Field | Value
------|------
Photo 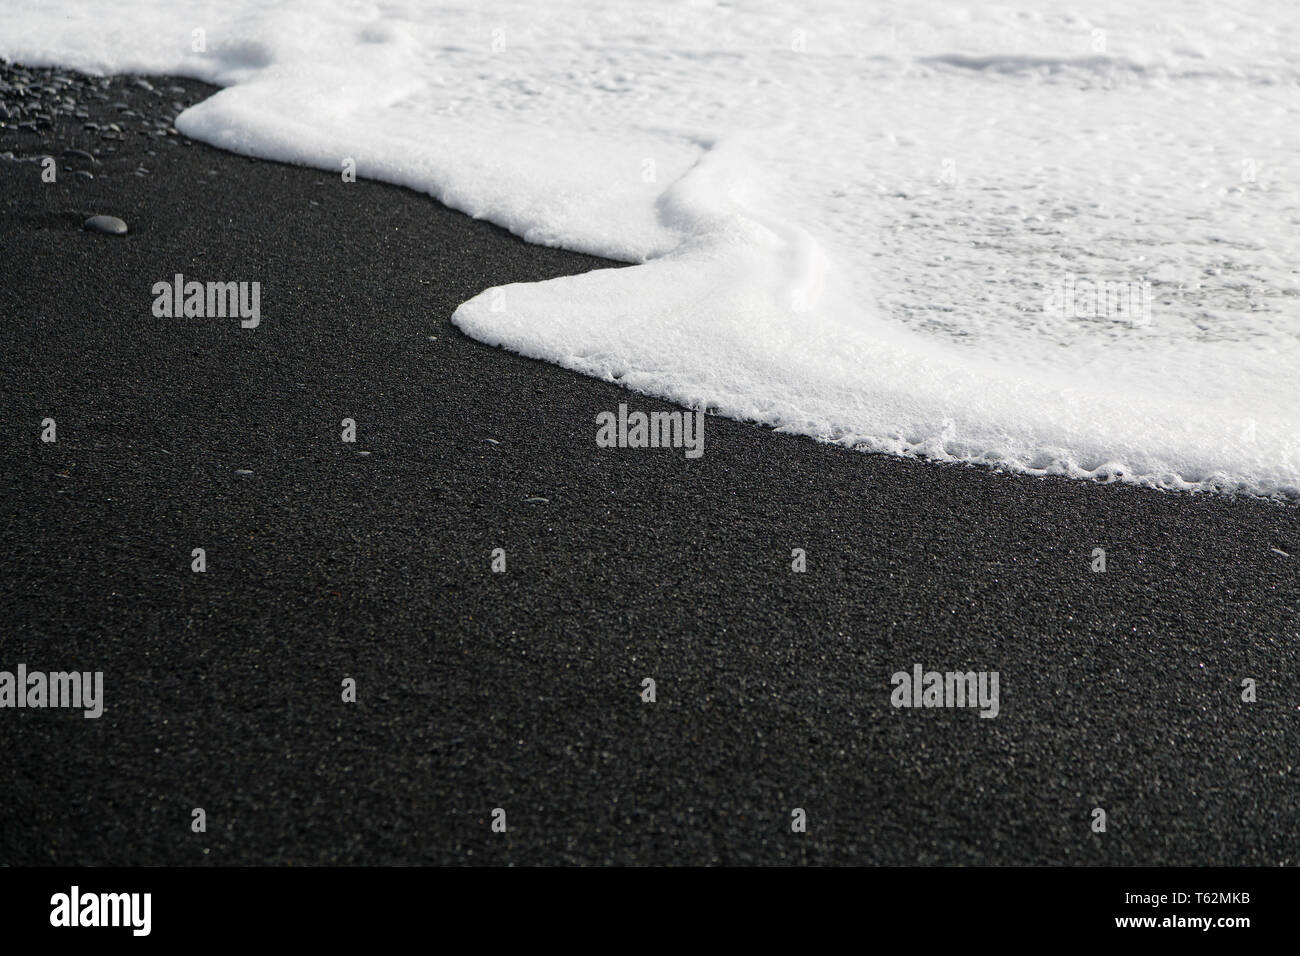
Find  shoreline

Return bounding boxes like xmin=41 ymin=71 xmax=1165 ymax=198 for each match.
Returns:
xmin=3 ymin=62 xmax=1299 ymax=866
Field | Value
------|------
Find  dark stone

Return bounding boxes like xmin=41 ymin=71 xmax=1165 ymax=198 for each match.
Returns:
xmin=83 ymin=214 xmax=127 ymax=235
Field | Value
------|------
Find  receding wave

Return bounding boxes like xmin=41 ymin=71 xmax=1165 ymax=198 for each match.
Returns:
xmin=6 ymin=0 xmax=1298 ymax=498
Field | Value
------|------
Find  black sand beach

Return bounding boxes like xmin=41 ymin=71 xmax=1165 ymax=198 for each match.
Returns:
xmin=2 ymin=65 xmax=1299 ymax=866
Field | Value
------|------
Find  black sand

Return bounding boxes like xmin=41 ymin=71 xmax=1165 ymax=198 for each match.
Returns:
xmin=2 ymin=65 xmax=1299 ymax=866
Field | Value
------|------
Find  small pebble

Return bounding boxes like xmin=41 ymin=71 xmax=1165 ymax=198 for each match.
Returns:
xmin=83 ymin=214 xmax=127 ymax=235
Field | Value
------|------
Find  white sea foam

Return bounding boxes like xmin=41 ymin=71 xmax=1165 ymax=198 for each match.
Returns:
xmin=6 ymin=0 xmax=1299 ymax=496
